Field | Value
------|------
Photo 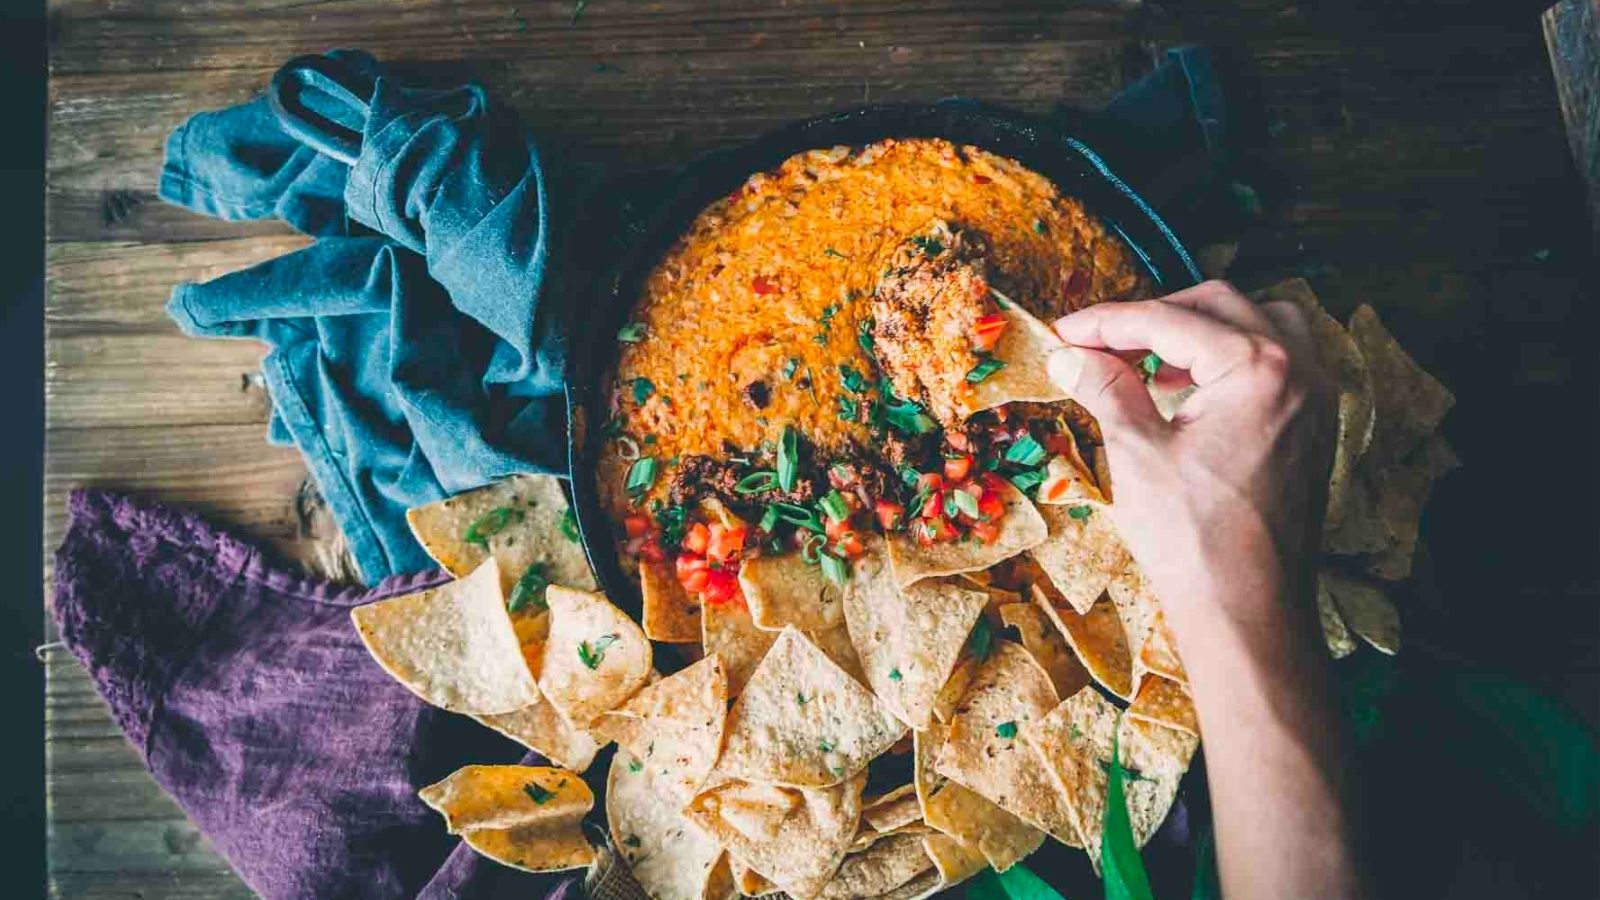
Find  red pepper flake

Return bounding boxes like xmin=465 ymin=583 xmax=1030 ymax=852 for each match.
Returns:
xmin=752 ymin=275 xmax=779 ymax=296
xmin=972 ymin=174 xmax=993 ymax=185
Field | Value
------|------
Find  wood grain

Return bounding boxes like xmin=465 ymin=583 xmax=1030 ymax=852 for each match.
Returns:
xmin=44 ymin=1 xmax=1597 ymax=896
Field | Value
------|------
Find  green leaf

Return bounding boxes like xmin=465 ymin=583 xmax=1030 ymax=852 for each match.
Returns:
xmin=507 ymin=564 xmax=550 ymax=613
xmin=463 ymin=507 xmax=524 ymax=548
xmin=625 ymin=457 xmax=659 ymax=497
xmin=1067 ymin=504 xmax=1094 ymax=523
xmin=966 ymin=355 xmax=1007 ymax=383
xmin=777 ymin=426 xmax=800 ymax=492
xmin=782 ymin=357 xmax=800 ymax=380
xmin=735 ymin=471 xmax=780 ymax=495
xmin=839 ymin=364 xmax=871 ymax=394
xmin=1004 ymin=433 xmax=1047 ymax=467
xmin=1102 ymin=723 xmax=1156 ymax=900
xmin=559 ymin=509 xmax=580 ymax=543
xmin=578 ymin=633 xmax=620 ymax=670
xmin=819 ymin=490 xmax=851 ymax=524
xmin=616 ymin=321 xmax=647 ymax=343
xmin=524 ymin=782 xmax=555 ymax=804
xmin=909 ymin=234 xmax=945 ymax=256
xmin=819 ymin=552 xmax=851 ymax=586
xmin=965 ymin=863 xmax=1066 ymax=900
xmin=995 ymin=721 xmax=1018 ymax=739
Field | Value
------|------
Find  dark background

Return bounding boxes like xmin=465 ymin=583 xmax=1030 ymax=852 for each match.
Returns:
xmin=1 ymin=0 xmax=45 ymax=894
xmin=11 ymin=0 xmax=1600 ymax=897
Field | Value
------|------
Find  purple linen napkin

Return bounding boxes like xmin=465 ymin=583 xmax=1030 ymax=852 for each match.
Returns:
xmin=51 ymin=489 xmax=575 ymax=899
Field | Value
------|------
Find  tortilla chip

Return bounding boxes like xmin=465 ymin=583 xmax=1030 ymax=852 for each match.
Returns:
xmin=351 ymin=558 xmax=539 ymax=715
xmin=970 ymin=298 xmax=1071 ymax=411
xmin=714 ymin=628 xmax=906 ymax=788
xmin=1022 ymin=688 xmax=1119 ymax=862
xmin=608 ymin=750 xmax=725 ymax=900
xmin=818 ymin=832 xmax=934 ymax=900
xmin=1371 ymin=434 xmax=1460 ymax=567
xmin=1027 ymin=501 xmax=1129 ymax=616
xmin=703 ymin=598 xmax=778 ymax=696
xmin=461 ymin=821 xmax=596 ymax=874
xmin=593 ymin=655 xmax=728 ymax=800
xmin=921 ymin=833 xmax=989 ymax=887
xmin=1126 ymin=674 xmax=1198 ymax=736
xmin=1118 ymin=716 xmax=1199 ymax=847
xmin=1253 ymin=279 xmax=1376 ymax=533
xmin=1107 ymin=563 xmax=1168 ymax=690
xmin=809 ymin=623 xmax=869 ymax=686
xmin=1316 ymin=578 xmax=1359 ymax=659
xmin=1348 ymin=304 xmax=1455 ymax=469
xmin=684 ymin=776 xmax=864 ymax=900
xmin=704 ymin=853 xmax=737 ymax=900
xmin=472 ymin=697 xmax=602 ymax=773
xmin=539 ymin=585 xmax=653 ymax=726
xmin=1322 ymin=570 xmax=1401 ymax=654
xmin=863 ymin=786 xmax=922 ymax=834
xmin=1034 ymin=447 xmax=1108 ymax=507
xmin=642 ymin=559 xmax=701 ymax=643
xmin=1323 ymin=471 xmax=1390 ymax=556
xmin=1138 ymin=609 xmax=1187 ymax=685
xmin=844 ymin=542 xmax=990 ymax=730
xmin=1033 ymin=586 xmax=1132 ymax=699
xmin=739 ymin=552 xmax=846 ymax=631
xmin=932 ymin=641 xmax=1075 ymax=845
xmin=931 ymin=656 xmax=977 ymax=725
xmin=914 ymin=723 xmax=1043 ymax=872
xmin=886 ymin=482 xmax=1048 ymax=588
xmin=998 ymin=602 xmax=1092 ymax=700
xmin=419 ymin=764 xmax=592 ymax=833
xmin=406 ymin=474 xmax=597 ymax=591
xmin=730 ymin=856 xmax=780 ymax=897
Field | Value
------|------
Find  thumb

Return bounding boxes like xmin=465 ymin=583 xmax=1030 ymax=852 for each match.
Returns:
xmin=1046 ymin=347 xmax=1164 ymax=436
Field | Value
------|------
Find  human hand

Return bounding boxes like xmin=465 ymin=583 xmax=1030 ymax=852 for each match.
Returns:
xmin=1046 ymin=279 xmax=1337 ymax=632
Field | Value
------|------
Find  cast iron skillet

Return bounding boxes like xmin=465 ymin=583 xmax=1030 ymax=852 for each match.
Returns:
xmin=566 ymin=100 xmax=1204 ymax=614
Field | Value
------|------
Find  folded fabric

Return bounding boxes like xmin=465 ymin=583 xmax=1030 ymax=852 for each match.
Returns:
xmin=161 ymin=46 xmax=1227 ymax=586
xmin=162 ymin=49 xmax=577 ymax=582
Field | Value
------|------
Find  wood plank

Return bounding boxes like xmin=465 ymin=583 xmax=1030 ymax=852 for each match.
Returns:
xmin=1543 ymin=0 xmax=1600 ymax=240
xmin=49 ymin=870 xmax=257 ymax=900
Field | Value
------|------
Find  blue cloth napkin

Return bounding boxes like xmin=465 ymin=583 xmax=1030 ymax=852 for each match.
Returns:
xmin=161 ymin=47 xmax=1224 ymax=584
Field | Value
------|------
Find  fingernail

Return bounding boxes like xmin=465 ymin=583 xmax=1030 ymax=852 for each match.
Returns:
xmin=1046 ymin=348 xmax=1083 ymax=391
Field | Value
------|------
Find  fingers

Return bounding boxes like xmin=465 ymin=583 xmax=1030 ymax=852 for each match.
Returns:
xmin=1054 ymin=296 xmax=1259 ymax=387
xmin=1259 ymin=300 xmax=1312 ymax=354
xmin=1047 ymin=347 xmax=1163 ymax=435
xmin=1155 ymin=280 xmax=1273 ymax=334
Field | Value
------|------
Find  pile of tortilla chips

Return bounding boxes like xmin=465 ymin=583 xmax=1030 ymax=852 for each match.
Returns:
xmin=348 ymin=279 xmax=1454 ymax=899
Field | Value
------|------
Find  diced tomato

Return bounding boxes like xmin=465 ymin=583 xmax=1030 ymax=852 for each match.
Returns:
xmin=702 ymin=569 xmax=741 ymax=606
xmin=920 ymin=491 xmax=944 ymax=519
xmin=978 ymin=492 xmax=1007 ymax=525
xmin=979 ymin=471 xmax=1010 ymax=496
xmin=874 ymin=499 xmax=905 ymax=531
xmin=925 ymin=514 xmax=960 ymax=544
xmin=833 ymin=530 xmax=866 ymax=559
xmin=943 ymin=455 xmax=974 ymax=482
xmin=970 ymin=519 xmax=1002 ymax=544
xmin=825 ymin=515 xmax=853 ymax=543
xmin=681 ymin=522 xmax=711 ymax=554
xmin=972 ymin=174 xmax=993 ymax=185
xmin=675 ymin=550 xmax=708 ymax=581
xmin=623 ymin=513 xmax=651 ymax=539
xmin=639 ymin=541 xmax=665 ymax=563
xmin=973 ymin=313 xmax=1008 ymax=352
xmin=706 ymin=523 xmax=747 ymax=563
xmin=917 ymin=472 xmax=945 ymax=493
xmin=681 ymin=568 xmax=710 ymax=594
xmin=752 ymin=275 xmax=779 ymax=295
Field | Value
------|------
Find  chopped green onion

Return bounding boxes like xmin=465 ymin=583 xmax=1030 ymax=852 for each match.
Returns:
xmin=616 ymin=435 xmax=641 ymax=461
xmin=800 ymin=532 xmax=826 ymax=563
xmin=819 ymin=739 xmax=836 ymax=753
xmin=942 ymin=492 xmax=961 ymax=518
xmin=735 ymin=471 xmax=779 ymax=495
xmin=559 ymin=509 xmax=580 ymax=543
xmin=758 ymin=505 xmax=780 ymax=533
xmin=464 ymin=507 xmax=523 ymax=548
xmin=819 ymin=552 xmax=850 ymax=586
xmin=966 ymin=355 xmax=1007 ymax=383
xmin=771 ymin=501 xmax=824 ymax=533
xmin=655 ymin=505 xmax=688 ymax=551
xmin=617 ymin=322 xmax=647 ymax=343
xmin=906 ymin=487 xmax=931 ymax=520
xmin=777 ymin=426 xmax=799 ymax=492
xmin=996 ymin=721 xmax=1018 ymax=739
xmin=951 ymin=489 xmax=981 ymax=520
xmin=632 ymin=377 xmax=655 ymax=404
xmin=819 ymin=490 xmax=850 ymax=523
xmin=1008 ymin=468 xmax=1047 ymax=495
xmin=888 ymin=668 xmax=903 ymax=682
xmin=838 ymin=395 xmax=860 ymax=422
xmin=899 ymin=466 xmax=922 ymax=488
xmin=1139 ymin=352 xmax=1163 ymax=383
xmin=839 ymin=365 xmax=870 ymax=394
xmin=524 ymin=782 xmax=555 ymax=804
xmin=625 ymin=457 xmax=659 ymax=496
xmin=884 ymin=398 xmax=937 ymax=435
xmin=507 ymin=564 xmax=550 ymax=613
xmin=782 ymin=357 xmax=800 ymax=380
xmin=1004 ymin=433 xmax=1047 ymax=467
xmin=857 ymin=318 xmax=876 ymax=356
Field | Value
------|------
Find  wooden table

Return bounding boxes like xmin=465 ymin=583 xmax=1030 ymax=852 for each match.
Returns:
xmin=44 ymin=2 xmax=1599 ymax=897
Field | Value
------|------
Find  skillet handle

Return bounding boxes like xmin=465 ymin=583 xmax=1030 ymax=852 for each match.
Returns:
xmin=268 ymin=54 xmax=375 ymax=165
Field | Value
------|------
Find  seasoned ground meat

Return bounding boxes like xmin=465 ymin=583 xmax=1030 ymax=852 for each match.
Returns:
xmin=667 ymin=453 xmax=818 ymax=513
xmin=825 ymin=452 xmax=902 ymax=506
xmin=871 ymin=219 xmax=995 ymax=430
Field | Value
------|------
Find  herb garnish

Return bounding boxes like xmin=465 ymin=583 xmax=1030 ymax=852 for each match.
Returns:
xmin=1033 ymin=219 xmax=1049 ymax=235
xmin=735 ymin=471 xmax=780 ymax=495
xmin=508 ymin=564 xmax=550 ymax=613
xmin=819 ymin=490 xmax=850 ymax=523
xmin=524 ymin=782 xmax=555 ymax=804
xmin=1004 ymin=433 xmax=1047 ymax=467
xmin=616 ymin=322 xmax=647 ymax=343
xmin=625 ymin=457 xmax=659 ymax=497
xmin=769 ymin=502 xmax=824 ymax=533
xmin=967 ymin=617 xmax=994 ymax=662
xmin=819 ymin=739 xmax=836 ymax=753
xmin=966 ymin=354 xmax=1006 ymax=383
xmin=950 ymin=489 xmax=981 ymax=520
xmin=464 ymin=507 xmax=523 ymax=548
xmin=624 ymin=835 xmax=642 ymax=848
xmin=782 ymin=357 xmax=800 ymax=380
xmin=909 ymin=234 xmax=945 ymax=256
xmin=815 ymin=303 xmax=841 ymax=345
xmin=819 ymin=552 xmax=850 ymax=586
xmin=1008 ymin=468 xmax=1047 ymax=495
xmin=776 ymin=426 xmax=799 ymax=492
xmin=839 ymin=364 xmax=871 ymax=394
xmin=996 ymin=721 xmax=1019 ymax=739
xmin=577 ymin=633 xmax=620 ymax=670
xmin=797 ymin=692 xmax=810 ymax=706
xmin=888 ymin=668 xmax=902 ymax=682
xmin=559 ymin=509 xmax=580 ymax=543
xmin=880 ymin=383 xmax=937 ymax=434
xmin=1068 ymin=504 xmax=1094 ymax=523
xmin=632 ymin=377 xmax=655 ymax=404
xmin=837 ymin=395 xmax=860 ymax=422
xmin=1139 ymin=352 xmax=1163 ymax=384
xmin=628 ymin=758 xmax=643 ymax=773
xmin=655 ymin=504 xmax=688 ymax=551
xmin=857 ymin=318 xmax=876 ymax=356
xmin=823 ymin=247 xmax=847 ymax=259
xmin=758 ymin=505 xmax=780 ymax=533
